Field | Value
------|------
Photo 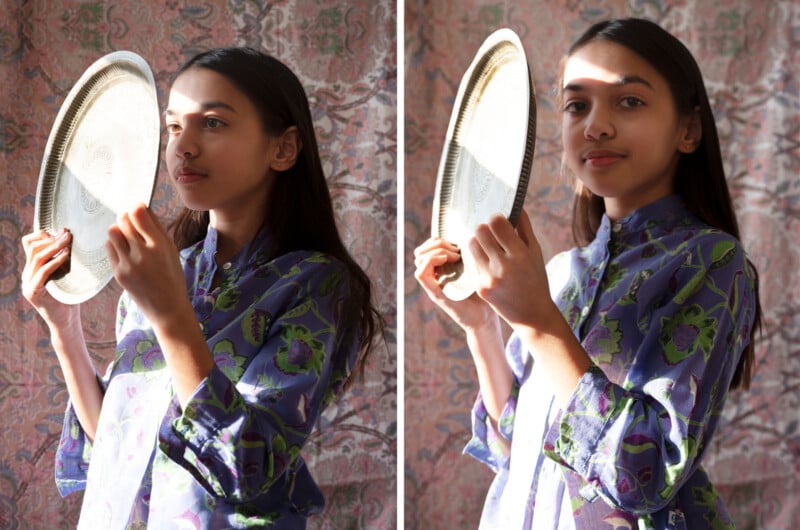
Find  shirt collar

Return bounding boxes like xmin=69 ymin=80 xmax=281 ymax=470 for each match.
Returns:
xmin=198 ymin=225 xmax=273 ymax=277
xmin=587 ymin=195 xmax=696 ymax=259
xmin=599 ymin=194 xmax=690 ymax=238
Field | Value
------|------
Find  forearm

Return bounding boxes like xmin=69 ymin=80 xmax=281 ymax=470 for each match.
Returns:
xmin=465 ymin=316 xmax=512 ymax=427
xmin=151 ymin=299 xmax=215 ymax=409
xmin=512 ymin=302 xmax=592 ymax=409
xmin=48 ymin=315 xmax=103 ymax=441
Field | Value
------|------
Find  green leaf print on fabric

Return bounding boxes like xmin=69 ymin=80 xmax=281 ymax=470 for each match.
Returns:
xmin=231 ymin=510 xmax=280 ymax=527
xmin=319 ymin=269 xmax=342 ymax=297
xmin=673 ymin=266 xmax=706 ymax=305
xmin=282 ymin=299 xmax=314 ymax=320
xmin=212 ymin=339 xmax=248 ymax=383
xmin=132 ymin=339 xmax=165 ymax=372
xmin=660 ymin=305 xmax=717 ymax=364
xmin=621 ymin=433 xmax=657 ymax=454
xmin=241 ymin=308 xmax=271 ymax=346
xmin=603 ymin=262 xmax=626 ymax=291
xmin=306 ymin=253 xmax=331 ymax=264
xmin=618 ymin=269 xmax=653 ymax=306
xmin=709 ymin=240 xmax=737 ymax=270
xmin=215 ymin=285 xmax=241 ymax=312
xmin=283 ymin=265 xmax=302 ymax=278
xmin=691 ymin=482 xmax=736 ymax=530
xmin=584 ymin=315 xmax=622 ymax=365
xmin=276 ymin=325 xmax=325 ymax=375
xmin=265 ymin=432 xmax=288 ymax=479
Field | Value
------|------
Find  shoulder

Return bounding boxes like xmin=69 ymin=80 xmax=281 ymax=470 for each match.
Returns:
xmin=259 ymin=250 xmax=351 ymax=299
xmin=670 ymin=227 xmax=752 ymax=277
xmin=268 ymin=250 xmax=347 ymax=278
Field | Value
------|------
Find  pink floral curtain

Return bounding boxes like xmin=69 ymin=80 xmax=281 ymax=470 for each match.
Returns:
xmin=404 ymin=1 xmax=798 ymax=529
xmin=0 ymin=1 xmax=396 ymax=528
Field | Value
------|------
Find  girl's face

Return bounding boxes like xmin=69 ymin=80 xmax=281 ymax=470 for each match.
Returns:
xmin=165 ymin=67 xmax=279 ymax=223
xmin=561 ymin=39 xmax=699 ymax=220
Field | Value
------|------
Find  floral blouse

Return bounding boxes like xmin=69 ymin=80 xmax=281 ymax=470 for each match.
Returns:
xmin=466 ymin=195 xmax=756 ymax=529
xmin=55 ymin=227 xmax=358 ymax=529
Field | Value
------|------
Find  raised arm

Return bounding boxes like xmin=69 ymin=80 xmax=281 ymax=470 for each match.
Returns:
xmin=414 ymin=236 xmax=512 ymax=426
xmin=21 ymin=229 xmax=103 ymax=440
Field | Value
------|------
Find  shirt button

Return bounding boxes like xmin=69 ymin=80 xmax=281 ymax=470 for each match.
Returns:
xmin=581 ymin=306 xmax=590 ymax=318
xmin=222 ymin=262 xmax=232 ymax=270
xmin=199 ymin=322 xmax=205 ymax=332
xmin=611 ymin=222 xmax=622 ymax=233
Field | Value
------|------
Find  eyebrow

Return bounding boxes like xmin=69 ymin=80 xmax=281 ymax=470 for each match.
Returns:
xmin=563 ymin=75 xmax=654 ymax=93
xmin=164 ymin=100 xmax=237 ymax=117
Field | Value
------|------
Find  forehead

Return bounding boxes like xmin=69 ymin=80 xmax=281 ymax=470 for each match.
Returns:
xmin=563 ymin=39 xmax=664 ymax=88
xmin=167 ymin=67 xmax=247 ymax=111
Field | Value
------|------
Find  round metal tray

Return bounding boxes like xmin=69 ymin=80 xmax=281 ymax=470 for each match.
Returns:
xmin=34 ymin=51 xmax=160 ymax=304
xmin=432 ymin=28 xmax=536 ymax=301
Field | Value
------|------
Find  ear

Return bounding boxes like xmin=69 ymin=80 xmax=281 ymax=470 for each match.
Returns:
xmin=677 ymin=108 xmax=702 ymax=154
xmin=270 ymin=126 xmax=302 ymax=172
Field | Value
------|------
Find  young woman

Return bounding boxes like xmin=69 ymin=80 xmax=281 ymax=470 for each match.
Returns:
xmin=22 ymin=47 xmax=382 ymax=529
xmin=414 ymin=18 xmax=760 ymax=529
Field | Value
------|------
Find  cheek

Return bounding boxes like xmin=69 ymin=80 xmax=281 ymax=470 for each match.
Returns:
xmin=164 ymin=140 xmax=178 ymax=172
xmin=561 ymin=120 xmax=582 ymax=162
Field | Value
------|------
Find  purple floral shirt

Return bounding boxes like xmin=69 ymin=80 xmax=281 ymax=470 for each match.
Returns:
xmin=55 ymin=227 xmax=358 ymax=529
xmin=466 ymin=195 xmax=756 ymax=529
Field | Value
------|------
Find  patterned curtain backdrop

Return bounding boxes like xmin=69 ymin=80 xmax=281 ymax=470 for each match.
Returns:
xmin=404 ymin=1 xmax=798 ymax=529
xmin=0 ymin=1 xmax=396 ymax=528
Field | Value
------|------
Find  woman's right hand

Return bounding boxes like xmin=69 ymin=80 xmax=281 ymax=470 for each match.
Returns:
xmin=413 ymin=237 xmax=499 ymax=332
xmin=21 ymin=228 xmax=79 ymax=328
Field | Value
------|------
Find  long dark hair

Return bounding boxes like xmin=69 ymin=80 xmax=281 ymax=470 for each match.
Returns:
xmin=169 ymin=47 xmax=383 ymax=389
xmin=563 ymin=18 xmax=761 ymax=390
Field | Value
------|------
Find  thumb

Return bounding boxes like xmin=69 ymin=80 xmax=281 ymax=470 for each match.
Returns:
xmin=515 ymin=209 xmax=534 ymax=247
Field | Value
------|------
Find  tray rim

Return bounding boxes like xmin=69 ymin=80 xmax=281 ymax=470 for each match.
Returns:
xmin=431 ymin=28 xmax=537 ymax=300
xmin=33 ymin=50 xmax=160 ymax=305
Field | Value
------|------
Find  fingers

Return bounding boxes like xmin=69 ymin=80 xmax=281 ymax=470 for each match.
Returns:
xmin=106 ymin=204 xmax=157 ymax=264
xmin=127 ymin=203 xmax=159 ymax=246
xmin=413 ymin=238 xmax=459 ymax=271
xmin=23 ymin=229 xmax=71 ymax=270
xmin=514 ymin=209 xmax=534 ymax=247
xmin=21 ymin=229 xmax=72 ymax=301
xmin=470 ymin=214 xmax=517 ymax=263
xmin=413 ymin=238 xmax=462 ymax=294
xmin=413 ymin=237 xmax=458 ymax=259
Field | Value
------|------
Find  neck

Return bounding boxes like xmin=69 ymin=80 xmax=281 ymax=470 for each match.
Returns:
xmin=209 ymin=209 xmax=264 ymax=265
xmin=603 ymin=183 xmax=676 ymax=221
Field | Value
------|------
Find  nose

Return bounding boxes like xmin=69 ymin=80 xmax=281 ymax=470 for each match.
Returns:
xmin=584 ymin=105 xmax=615 ymax=141
xmin=171 ymin=128 xmax=198 ymax=159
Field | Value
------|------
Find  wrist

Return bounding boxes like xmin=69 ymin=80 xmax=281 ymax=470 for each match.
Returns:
xmin=150 ymin=297 xmax=201 ymax=338
xmin=463 ymin=313 xmax=502 ymax=343
xmin=45 ymin=306 xmax=83 ymax=339
xmin=507 ymin=300 xmax=564 ymax=340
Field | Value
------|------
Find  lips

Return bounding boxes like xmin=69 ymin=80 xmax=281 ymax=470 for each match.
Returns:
xmin=582 ymin=149 xmax=625 ymax=167
xmin=174 ymin=166 xmax=207 ymax=184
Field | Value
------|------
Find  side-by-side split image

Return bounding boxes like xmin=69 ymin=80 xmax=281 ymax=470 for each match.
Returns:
xmin=0 ymin=1 xmax=797 ymax=529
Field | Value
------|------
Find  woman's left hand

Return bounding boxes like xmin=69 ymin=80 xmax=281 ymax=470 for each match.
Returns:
xmin=468 ymin=209 xmax=555 ymax=329
xmin=106 ymin=204 xmax=187 ymax=323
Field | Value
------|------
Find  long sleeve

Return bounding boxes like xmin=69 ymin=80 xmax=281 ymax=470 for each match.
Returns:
xmin=156 ymin=253 xmax=354 ymax=503
xmin=543 ymin=232 xmax=756 ymax=515
xmin=55 ymin=384 xmax=98 ymax=496
xmin=464 ymin=379 xmax=520 ymax=472
xmin=464 ymin=248 xmax=579 ymax=473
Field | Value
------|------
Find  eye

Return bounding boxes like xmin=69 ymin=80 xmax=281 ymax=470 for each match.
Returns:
xmin=166 ymin=123 xmax=182 ymax=134
xmin=204 ymin=116 xmax=226 ymax=129
xmin=620 ymin=96 xmax=645 ymax=108
xmin=563 ymin=100 xmax=588 ymax=113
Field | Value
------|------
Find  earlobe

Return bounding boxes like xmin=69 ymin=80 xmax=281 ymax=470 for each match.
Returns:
xmin=271 ymin=126 xmax=302 ymax=171
xmin=678 ymin=108 xmax=703 ymax=154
